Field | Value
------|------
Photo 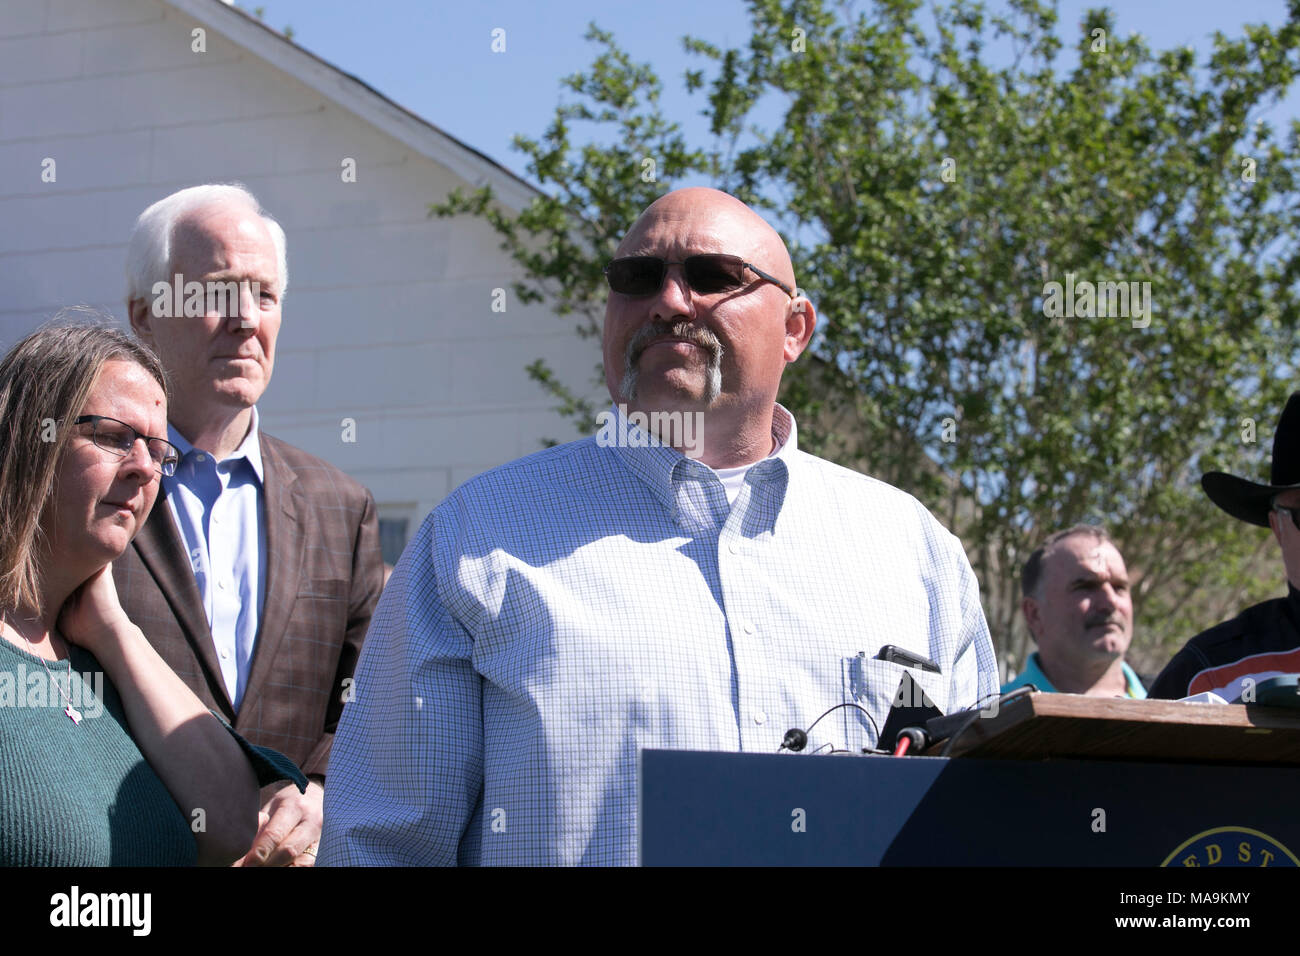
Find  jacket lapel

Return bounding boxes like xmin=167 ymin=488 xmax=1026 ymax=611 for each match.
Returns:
xmin=132 ymin=485 xmax=233 ymax=715
xmin=239 ymin=436 xmax=304 ymax=718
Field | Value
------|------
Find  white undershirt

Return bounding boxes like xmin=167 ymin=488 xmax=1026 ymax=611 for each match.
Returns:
xmin=710 ymin=437 xmax=787 ymax=506
xmin=705 ymin=413 xmax=794 ymax=506
xmin=711 ymin=463 xmax=755 ymax=506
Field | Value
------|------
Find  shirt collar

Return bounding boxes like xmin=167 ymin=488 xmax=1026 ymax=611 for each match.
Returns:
xmin=1021 ymin=651 xmax=1146 ymax=699
xmin=604 ymin=402 xmax=799 ymax=517
xmin=1017 ymin=652 xmax=1057 ymax=693
xmin=167 ymin=406 xmax=265 ymax=483
xmin=1121 ymin=661 xmax=1148 ymax=699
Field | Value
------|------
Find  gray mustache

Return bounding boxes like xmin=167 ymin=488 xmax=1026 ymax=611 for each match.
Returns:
xmin=619 ymin=319 xmax=725 ymax=404
xmin=626 ymin=320 xmax=722 ymax=367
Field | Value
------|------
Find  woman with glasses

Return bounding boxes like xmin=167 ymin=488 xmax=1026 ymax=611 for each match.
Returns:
xmin=0 ymin=318 xmax=304 ymax=866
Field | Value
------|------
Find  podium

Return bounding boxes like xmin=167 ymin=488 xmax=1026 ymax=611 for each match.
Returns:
xmin=639 ymin=694 xmax=1300 ymax=865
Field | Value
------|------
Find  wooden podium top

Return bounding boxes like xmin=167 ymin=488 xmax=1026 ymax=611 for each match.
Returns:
xmin=928 ymin=692 xmax=1300 ymax=765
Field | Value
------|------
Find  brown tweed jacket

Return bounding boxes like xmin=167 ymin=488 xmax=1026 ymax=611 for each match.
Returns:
xmin=113 ymin=432 xmax=384 ymax=778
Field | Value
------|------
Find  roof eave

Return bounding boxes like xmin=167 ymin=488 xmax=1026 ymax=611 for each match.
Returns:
xmin=165 ymin=0 xmax=540 ymax=211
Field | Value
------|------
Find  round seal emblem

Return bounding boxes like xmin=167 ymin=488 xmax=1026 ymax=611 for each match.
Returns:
xmin=1162 ymin=826 xmax=1299 ymax=867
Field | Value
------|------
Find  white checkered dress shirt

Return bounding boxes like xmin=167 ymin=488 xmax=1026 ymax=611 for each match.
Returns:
xmin=319 ymin=404 xmax=998 ymax=866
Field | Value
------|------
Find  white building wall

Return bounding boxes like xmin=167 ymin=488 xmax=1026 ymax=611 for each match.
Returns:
xmin=0 ymin=0 xmax=601 ymax=559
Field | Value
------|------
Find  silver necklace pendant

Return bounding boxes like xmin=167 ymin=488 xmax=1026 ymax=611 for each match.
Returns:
xmin=7 ymin=617 xmax=82 ymax=726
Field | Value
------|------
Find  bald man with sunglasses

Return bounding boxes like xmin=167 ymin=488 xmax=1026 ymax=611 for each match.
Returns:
xmin=320 ymin=188 xmax=999 ymax=866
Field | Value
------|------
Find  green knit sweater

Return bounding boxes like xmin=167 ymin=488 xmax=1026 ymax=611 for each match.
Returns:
xmin=0 ymin=637 xmax=306 ymax=866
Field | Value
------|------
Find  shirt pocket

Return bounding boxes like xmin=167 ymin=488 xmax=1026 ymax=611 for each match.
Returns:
xmin=830 ymin=655 xmax=949 ymax=753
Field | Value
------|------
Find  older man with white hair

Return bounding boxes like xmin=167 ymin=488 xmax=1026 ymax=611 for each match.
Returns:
xmin=114 ymin=184 xmax=384 ymax=866
xmin=320 ymin=187 xmax=999 ymax=866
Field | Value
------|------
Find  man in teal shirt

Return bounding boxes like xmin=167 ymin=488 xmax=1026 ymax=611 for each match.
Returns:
xmin=1002 ymin=525 xmax=1147 ymax=698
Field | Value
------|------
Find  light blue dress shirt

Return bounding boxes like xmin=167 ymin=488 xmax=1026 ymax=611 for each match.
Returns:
xmin=164 ymin=408 xmax=267 ymax=712
xmin=319 ymin=404 xmax=999 ymax=866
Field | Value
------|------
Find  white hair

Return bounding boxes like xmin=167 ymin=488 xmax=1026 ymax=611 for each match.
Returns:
xmin=124 ymin=183 xmax=288 ymax=304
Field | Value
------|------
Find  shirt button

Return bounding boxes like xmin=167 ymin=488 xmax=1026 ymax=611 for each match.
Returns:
xmin=219 ymin=648 xmax=229 ymax=659
xmin=727 ymin=541 xmax=740 ymax=555
xmin=753 ymin=710 xmax=767 ymax=725
xmin=196 ymin=454 xmax=206 ymax=462
xmin=217 ymin=580 xmax=227 ymax=591
xmin=742 ymin=621 xmax=755 ymax=635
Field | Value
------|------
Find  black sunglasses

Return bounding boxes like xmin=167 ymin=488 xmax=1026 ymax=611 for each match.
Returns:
xmin=73 ymin=415 xmax=180 ymax=477
xmin=604 ymin=254 xmax=795 ymax=300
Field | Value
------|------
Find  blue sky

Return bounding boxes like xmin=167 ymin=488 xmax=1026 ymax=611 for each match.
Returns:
xmin=248 ymin=0 xmax=1300 ymax=181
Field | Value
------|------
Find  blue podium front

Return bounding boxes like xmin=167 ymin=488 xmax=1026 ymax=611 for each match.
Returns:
xmin=639 ymin=749 xmax=1300 ymax=866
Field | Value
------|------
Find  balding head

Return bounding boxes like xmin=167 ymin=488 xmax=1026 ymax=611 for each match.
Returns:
xmin=601 ymin=188 xmax=815 ymax=468
xmin=615 ymin=188 xmax=797 ymax=292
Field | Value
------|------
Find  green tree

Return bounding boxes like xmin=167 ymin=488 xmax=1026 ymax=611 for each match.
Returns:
xmin=433 ymin=0 xmax=1300 ymax=676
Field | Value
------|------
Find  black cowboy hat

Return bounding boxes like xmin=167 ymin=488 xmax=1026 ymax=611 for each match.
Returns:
xmin=1202 ymin=392 xmax=1300 ymax=528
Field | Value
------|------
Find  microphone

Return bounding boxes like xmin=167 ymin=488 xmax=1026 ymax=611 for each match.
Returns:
xmin=781 ymin=728 xmax=808 ymax=752
xmin=780 ymin=703 xmax=881 ymax=753
xmin=894 ymin=726 xmax=929 ymax=755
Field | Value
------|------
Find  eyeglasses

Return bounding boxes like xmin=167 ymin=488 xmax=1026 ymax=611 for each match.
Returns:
xmin=603 ymin=254 xmax=795 ymax=300
xmin=73 ymin=415 xmax=180 ymax=477
xmin=1275 ymin=504 xmax=1300 ymax=532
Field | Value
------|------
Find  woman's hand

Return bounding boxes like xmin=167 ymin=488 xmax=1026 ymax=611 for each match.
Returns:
xmin=57 ymin=564 xmax=134 ymax=657
xmin=57 ymin=562 xmax=260 ymax=864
